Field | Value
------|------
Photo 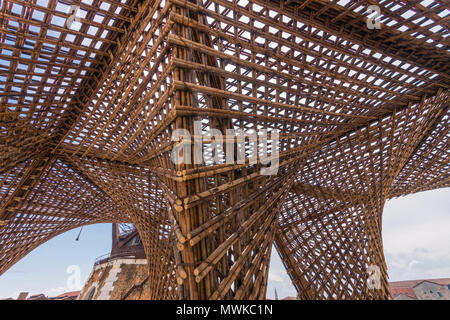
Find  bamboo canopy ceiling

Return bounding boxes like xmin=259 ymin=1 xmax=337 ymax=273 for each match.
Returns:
xmin=0 ymin=0 xmax=449 ymax=300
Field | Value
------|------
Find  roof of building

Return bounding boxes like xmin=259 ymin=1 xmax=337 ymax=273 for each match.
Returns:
xmin=50 ymin=291 xmax=80 ymax=300
xmin=390 ymin=278 xmax=450 ymax=288
xmin=27 ymin=294 xmax=47 ymax=300
xmin=56 ymin=291 xmax=80 ymax=298
xmin=412 ymin=279 xmax=450 ymax=288
xmin=2 ymin=290 xmax=80 ymax=301
xmin=390 ymin=287 xmax=417 ymax=299
xmin=394 ymin=293 xmax=417 ymax=300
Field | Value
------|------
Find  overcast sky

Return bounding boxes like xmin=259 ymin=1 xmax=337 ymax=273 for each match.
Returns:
xmin=0 ymin=188 xmax=448 ymax=299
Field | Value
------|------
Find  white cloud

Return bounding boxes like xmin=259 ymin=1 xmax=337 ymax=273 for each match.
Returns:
xmin=267 ymin=249 xmax=297 ymax=299
xmin=383 ymin=188 xmax=450 ymax=281
xmin=268 ymin=272 xmax=284 ymax=283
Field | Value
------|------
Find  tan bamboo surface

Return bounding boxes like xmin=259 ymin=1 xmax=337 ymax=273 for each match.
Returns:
xmin=1 ymin=0 xmax=449 ymax=300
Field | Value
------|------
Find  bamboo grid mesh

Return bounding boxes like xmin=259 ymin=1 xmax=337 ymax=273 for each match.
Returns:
xmin=0 ymin=0 xmax=449 ymax=300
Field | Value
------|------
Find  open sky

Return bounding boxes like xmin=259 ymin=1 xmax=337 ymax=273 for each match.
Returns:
xmin=0 ymin=188 xmax=448 ymax=299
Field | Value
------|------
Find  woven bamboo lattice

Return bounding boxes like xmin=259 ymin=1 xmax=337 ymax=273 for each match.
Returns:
xmin=0 ymin=0 xmax=449 ymax=299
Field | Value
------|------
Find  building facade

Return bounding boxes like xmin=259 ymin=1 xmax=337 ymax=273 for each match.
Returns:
xmin=390 ymin=279 xmax=450 ymax=300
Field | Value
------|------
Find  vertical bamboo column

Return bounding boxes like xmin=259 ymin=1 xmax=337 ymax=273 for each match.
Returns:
xmin=170 ymin=1 xmax=208 ymax=299
xmin=161 ymin=0 xmax=296 ymax=299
